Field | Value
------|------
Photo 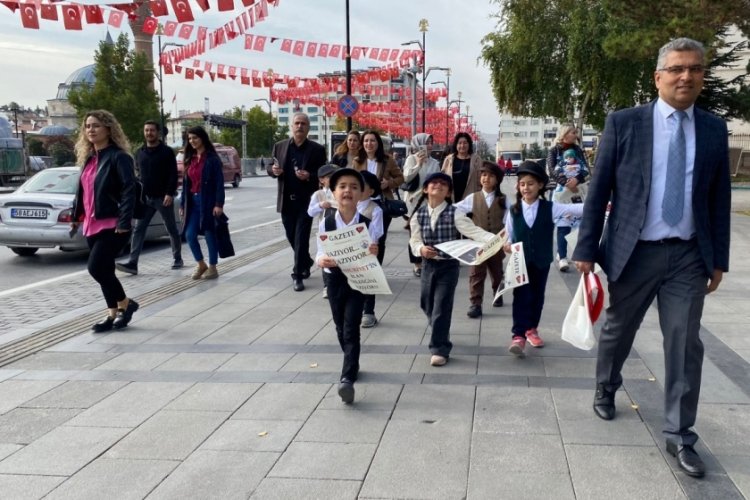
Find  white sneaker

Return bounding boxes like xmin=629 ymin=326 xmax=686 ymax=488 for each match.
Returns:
xmin=361 ymin=313 xmax=377 ymax=328
xmin=322 ymin=287 xmax=328 ymax=299
xmin=558 ymin=257 xmax=570 ymax=272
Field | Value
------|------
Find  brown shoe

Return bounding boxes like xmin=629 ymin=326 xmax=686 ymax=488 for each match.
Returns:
xmin=191 ymin=261 xmax=208 ymax=280
xmin=203 ymin=265 xmax=218 ymax=280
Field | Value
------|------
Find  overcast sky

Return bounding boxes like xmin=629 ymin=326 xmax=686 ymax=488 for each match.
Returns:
xmin=0 ymin=0 xmax=501 ymax=136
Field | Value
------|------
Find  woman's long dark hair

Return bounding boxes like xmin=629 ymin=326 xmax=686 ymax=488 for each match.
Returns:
xmin=184 ymin=126 xmax=216 ymax=166
xmin=451 ymin=132 xmax=474 ymax=156
xmin=361 ymin=130 xmax=387 ymax=163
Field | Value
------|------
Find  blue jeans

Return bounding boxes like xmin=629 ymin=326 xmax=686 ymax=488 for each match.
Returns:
xmin=185 ymin=193 xmax=218 ymax=265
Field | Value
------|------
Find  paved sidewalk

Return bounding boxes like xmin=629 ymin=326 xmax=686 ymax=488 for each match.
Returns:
xmin=0 ymin=201 xmax=748 ymax=498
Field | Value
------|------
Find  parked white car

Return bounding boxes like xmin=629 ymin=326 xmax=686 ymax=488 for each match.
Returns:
xmin=0 ymin=166 xmax=181 ymax=256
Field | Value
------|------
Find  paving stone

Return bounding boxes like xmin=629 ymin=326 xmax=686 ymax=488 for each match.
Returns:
xmin=21 ymin=380 xmax=127 ymax=409
xmin=566 ymin=444 xmax=685 ymax=499
xmin=232 ymin=383 xmax=328 ymax=421
xmin=392 ymin=384 xmax=475 ymax=422
xmin=477 ymin=354 xmax=546 ymax=376
xmin=207 ymin=370 xmax=296 ymax=384
xmin=268 ymin=441 xmax=377 ymax=480
xmin=698 ymin=361 xmax=750 ymax=404
xmin=199 ymin=323 xmax=271 ymax=344
xmin=249 ymin=478 xmax=361 ymax=500
xmin=165 ymin=382 xmax=260 ymax=411
xmin=0 ymin=474 xmax=66 ymax=500
xmin=0 ymin=444 xmax=22 ymax=461
xmin=474 ymin=386 xmax=559 ymax=435
xmin=467 ymin=471 xmax=574 ymax=500
xmin=145 ymin=321 xmax=225 ymax=344
xmin=359 ymin=419 xmax=470 ymax=499
xmin=471 ymin=432 xmax=569 ymax=474
xmin=190 ymin=301 xmax=250 ymax=323
xmin=0 ymin=425 xmax=129 ymax=475
xmin=696 ymin=403 xmax=750 ymax=455
xmin=200 ymin=419 xmax=303 ymax=453
xmin=94 ymin=352 xmax=176 ymax=371
xmin=65 ymin=382 xmax=191 ymax=428
xmin=4 ymin=352 xmax=117 ymax=371
xmin=713 ymin=454 xmax=750 ymax=499
xmin=295 ymin=409 xmax=391 ymax=444
xmin=0 ymin=380 xmax=64 ymax=415
xmin=105 ymin=409 xmax=229 ymax=460
xmin=317 ymin=383 xmax=403 ymax=411
xmin=148 ymin=450 xmax=279 ymax=500
xmin=0 ymin=369 xmax=23 ymax=382
xmin=90 ymin=330 xmax=162 ymax=345
xmin=10 ymin=370 xmax=82 ymax=381
xmin=154 ymin=352 xmax=235 ymax=372
xmin=217 ymin=353 xmax=295 ymax=371
xmin=0 ymin=407 xmax=80 ymax=444
xmin=410 ymin=354 xmax=479 ymax=374
xmin=44 ymin=458 xmax=178 ymax=500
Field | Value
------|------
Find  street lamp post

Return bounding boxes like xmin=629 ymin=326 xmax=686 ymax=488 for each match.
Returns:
xmin=401 ymin=39 xmax=424 ymax=139
xmin=254 ymin=97 xmax=273 ymax=161
xmin=419 ymin=19 xmax=429 ymax=133
xmin=449 ymin=91 xmax=463 ymax=135
xmin=156 ymin=26 xmax=184 ymax=140
xmin=9 ymin=106 xmax=20 ymax=138
xmin=345 ymin=0 xmax=353 ymax=132
xmin=426 ymin=65 xmax=450 ymax=144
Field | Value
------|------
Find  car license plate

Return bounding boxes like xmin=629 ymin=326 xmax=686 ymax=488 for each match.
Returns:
xmin=10 ymin=208 xmax=48 ymax=219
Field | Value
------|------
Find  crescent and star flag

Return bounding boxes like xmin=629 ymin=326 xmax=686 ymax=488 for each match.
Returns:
xmin=163 ymin=20 xmax=178 ymax=36
xmin=20 ymin=3 xmax=39 ymax=29
xmin=178 ymin=23 xmax=193 ymax=39
xmin=292 ymin=40 xmax=304 ymax=56
xmin=170 ymin=0 xmax=194 ymax=23
xmin=149 ymin=0 xmax=169 ymax=17
xmin=142 ymin=16 xmax=158 ymax=35
xmin=62 ymin=5 xmax=82 ymax=30
xmin=40 ymin=4 xmax=57 ymax=21
xmin=84 ymin=5 xmax=103 ymax=24
xmin=107 ymin=9 xmax=123 ymax=27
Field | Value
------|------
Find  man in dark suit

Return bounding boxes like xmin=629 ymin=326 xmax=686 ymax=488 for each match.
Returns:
xmin=267 ymin=112 xmax=327 ymax=291
xmin=573 ymin=38 xmax=731 ymax=478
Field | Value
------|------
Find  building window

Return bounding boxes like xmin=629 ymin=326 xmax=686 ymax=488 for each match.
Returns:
xmin=279 ymin=117 xmax=288 ymax=123
xmin=310 ymin=125 xmax=318 ymax=131
xmin=310 ymin=115 xmax=319 ymax=122
xmin=278 ymin=107 xmax=288 ymax=114
xmin=501 ymin=120 xmax=514 ymax=127
xmin=307 ymin=106 xmax=318 ymax=113
xmin=531 ymin=119 xmax=540 ymax=125
xmin=530 ymin=131 xmax=539 ymax=137
xmin=518 ymin=131 xmax=527 ymax=137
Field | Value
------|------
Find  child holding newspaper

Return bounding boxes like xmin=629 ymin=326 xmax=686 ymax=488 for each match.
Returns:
xmin=409 ymin=172 xmax=497 ymax=368
xmin=503 ymin=161 xmax=584 ymax=358
xmin=315 ymin=168 xmax=381 ymax=405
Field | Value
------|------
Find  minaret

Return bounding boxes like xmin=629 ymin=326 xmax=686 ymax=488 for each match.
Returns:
xmin=129 ymin=2 xmax=155 ymax=90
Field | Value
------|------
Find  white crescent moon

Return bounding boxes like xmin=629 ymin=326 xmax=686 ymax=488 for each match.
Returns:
xmin=24 ymin=6 xmax=35 ymax=18
xmin=66 ymin=7 xmax=78 ymax=20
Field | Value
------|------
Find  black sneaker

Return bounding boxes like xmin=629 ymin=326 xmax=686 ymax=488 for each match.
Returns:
xmin=115 ymin=261 xmax=138 ymax=275
xmin=467 ymin=305 xmax=482 ymax=318
xmin=113 ymin=299 xmax=139 ymax=330
xmin=171 ymin=259 xmax=184 ymax=269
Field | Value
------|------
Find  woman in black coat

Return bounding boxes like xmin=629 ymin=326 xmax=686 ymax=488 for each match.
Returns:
xmin=180 ymin=126 xmax=225 ymax=279
xmin=72 ymin=109 xmax=139 ymax=332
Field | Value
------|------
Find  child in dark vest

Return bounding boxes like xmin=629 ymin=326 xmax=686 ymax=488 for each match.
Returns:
xmin=504 ymin=161 xmax=584 ymax=358
xmin=358 ymin=171 xmax=385 ymax=329
xmin=454 ymin=161 xmax=508 ymax=318
xmin=409 ymin=172 xmax=497 ymax=367
xmin=315 ymin=168 xmax=379 ymax=404
xmin=308 ymin=164 xmax=339 ymax=299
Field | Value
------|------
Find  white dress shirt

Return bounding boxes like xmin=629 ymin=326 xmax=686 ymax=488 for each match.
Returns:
xmin=640 ymin=98 xmax=697 ymax=241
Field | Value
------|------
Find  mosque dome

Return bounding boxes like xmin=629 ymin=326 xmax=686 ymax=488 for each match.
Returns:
xmin=38 ymin=124 xmax=73 ymax=136
xmin=55 ymin=64 xmax=96 ymax=100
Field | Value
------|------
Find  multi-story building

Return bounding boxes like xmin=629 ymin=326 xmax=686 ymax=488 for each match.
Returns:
xmin=496 ymin=114 xmax=599 ymax=152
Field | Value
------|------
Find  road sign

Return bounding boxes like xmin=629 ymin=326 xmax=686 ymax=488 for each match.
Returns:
xmin=338 ymin=95 xmax=359 ymax=117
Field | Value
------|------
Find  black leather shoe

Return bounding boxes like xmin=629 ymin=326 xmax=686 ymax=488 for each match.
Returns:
xmin=467 ymin=305 xmax=482 ymax=318
xmin=113 ymin=299 xmax=139 ymax=330
xmin=300 ymin=269 xmax=311 ymax=280
xmin=171 ymin=259 xmax=184 ymax=270
xmin=293 ymin=278 xmax=305 ymax=292
xmin=92 ymin=316 xmax=115 ymax=333
xmin=593 ymin=384 xmax=616 ymax=420
xmin=115 ymin=261 xmax=138 ymax=275
xmin=667 ymin=442 xmax=705 ymax=478
xmin=338 ymin=379 xmax=355 ymax=404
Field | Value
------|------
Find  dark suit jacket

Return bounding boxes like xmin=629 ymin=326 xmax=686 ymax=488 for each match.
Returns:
xmin=572 ymin=101 xmax=731 ymax=282
xmin=267 ymin=137 xmax=326 ymax=212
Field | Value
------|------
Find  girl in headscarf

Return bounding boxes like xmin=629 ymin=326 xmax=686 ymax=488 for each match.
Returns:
xmin=402 ymin=133 xmax=440 ymax=277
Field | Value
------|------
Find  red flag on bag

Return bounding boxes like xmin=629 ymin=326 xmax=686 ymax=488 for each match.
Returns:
xmin=170 ymin=0 xmax=194 ymax=22
xmin=62 ymin=5 xmax=82 ymax=30
xmin=20 ymin=4 xmax=39 ymax=29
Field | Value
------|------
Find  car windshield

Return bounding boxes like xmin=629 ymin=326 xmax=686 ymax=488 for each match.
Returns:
xmin=506 ymin=153 xmax=522 ymax=161
xmin=21 ymin=169 xmax=80 ymax=194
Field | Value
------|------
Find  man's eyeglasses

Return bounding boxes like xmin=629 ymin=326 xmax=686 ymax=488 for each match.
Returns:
xmin=658 ymin=65 xmax=705 ymax=75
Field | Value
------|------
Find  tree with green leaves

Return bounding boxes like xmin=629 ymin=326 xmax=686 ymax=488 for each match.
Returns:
xmin=27 ymin=138 xmax=47 ymax=156
xmin=481 ymin=0 xmax=750 ymax=129
xmin=215 ymin=106 xmax=288 ymax=157
xmin=68 ymin=33 xmax=159 ymax=147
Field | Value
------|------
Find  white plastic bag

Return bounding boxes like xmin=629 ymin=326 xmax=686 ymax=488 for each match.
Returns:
xmin=561 ymin=273 xmax=603 ymax=350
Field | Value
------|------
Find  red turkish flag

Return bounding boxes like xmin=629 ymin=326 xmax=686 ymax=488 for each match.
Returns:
xmin=228 ymin=66 xmax=237 ymax=79
xmin=217 ymin=0 xmax=233 ymax=11
xmin=254 ymin=1 xmax=266 ymax=21
xmin=224 ymin=22 xmax=237 ymax=40
xmin=305 ymin=42 xmax=317 ymax=58
xmin=280 ymin=39 xmax=292 ymax=52
xmin=107 ymin=9 xmax=124 ymax=27
xmin=170 ymin=0 xmax=194 ymax=22
xmin=20 ymin=4 xmax=39 ymax=29
xmin=329 ymin=44 xmax=341 ymax=58
xmin=204 ymin=61 xmax=212 ymax=72
xmin=241 ymin=0 xmax=254 ymax=5
xmin=379 ymin=49 xmax=389 ymax=62
xmin=318 ymin=43 xmax=329 ymax=58
xmin=84 ymin=5 xmax=103 ymax=24
xmin=61 ymin=5 xmax=82 ymax=30
xmin=149 ymin=0 xmax=168 ymax=17
xmin=185 ymin=68 xmax=195 ymax=80
xmin=252 ymin=76 xmax=261 ymax=87
xmin=40 ymin=4 xmax=57 ymax=20
xmin=244 ymin=35 xmax=253 ymax=50
xmin=390 ymin=49 xmax=399 ymax=62
xmin=142 ymin=16 xmax=158 ymax=35
xmin=351 ymin=47 xmax=362 ymax=60
xmin=253 ymin=35 xmax=266 ymax=51
xmin=292 ymin=40 xmax=304 ymax=56
xmin=194 ymin=0 xmax=209 ymax=11
xmin=241 ymin=76 xmax=250 ymax=85
xmin=163 ymin=20 xmax=177 ymax=36
xmin=163 ymin=64 xmax=173 ymax=74
xmin=178 ymin=24 xmax=193 ymax=39
xmin=197 ymin=26 xmax=207 ymax=39
xmin=369 ymin=48 xmax=379 ymax=61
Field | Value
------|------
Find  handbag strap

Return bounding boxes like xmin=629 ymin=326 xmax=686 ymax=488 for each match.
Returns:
xmin=584 ymin=273 xmax=604 ymax=323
